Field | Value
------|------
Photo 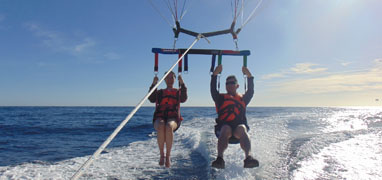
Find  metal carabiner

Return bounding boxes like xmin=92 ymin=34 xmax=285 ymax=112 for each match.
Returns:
xmin=234 ymin=38 xmax=239 ymax=51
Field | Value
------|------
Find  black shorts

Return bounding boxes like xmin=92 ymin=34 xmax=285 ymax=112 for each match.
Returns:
xmin=214 ymin=119 xmax=250 ymax=144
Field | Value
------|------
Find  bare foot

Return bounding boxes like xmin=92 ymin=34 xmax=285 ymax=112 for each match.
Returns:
xmin=159 ymin=156 xmax=165 ymax=166
xmin=165 ymin=156 xmax=171 ymax=168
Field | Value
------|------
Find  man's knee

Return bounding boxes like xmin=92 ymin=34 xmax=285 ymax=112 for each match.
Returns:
xmin=236 ymin=125 xmax=247 ymax=132
xmin=219 ymin=125 xmax=232 ymax=138
xmin=234 ymin=125 xmax=248 ymax=138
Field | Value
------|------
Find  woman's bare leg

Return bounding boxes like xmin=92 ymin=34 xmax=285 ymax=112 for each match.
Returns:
xmin=154 ymin=119 xmax=166 ymax=165
xmin=164 ymin=120 xmax=177 ymax=168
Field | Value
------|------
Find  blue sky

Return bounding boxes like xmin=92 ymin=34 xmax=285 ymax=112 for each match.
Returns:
xmin=1 ymin=0 xmax=381 ymax=107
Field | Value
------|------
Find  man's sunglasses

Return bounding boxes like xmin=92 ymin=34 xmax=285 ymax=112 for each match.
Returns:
xmin=226 ymin=81 xmax=237 ymax=85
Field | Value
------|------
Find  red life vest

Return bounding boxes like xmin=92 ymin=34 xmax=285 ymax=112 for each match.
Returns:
xmin=154 ymin=88 xmax=182 ymax=121
xmin=216 ymin=94 xmax=246 ymax=122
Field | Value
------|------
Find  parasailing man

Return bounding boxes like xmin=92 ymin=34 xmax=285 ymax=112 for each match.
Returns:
xmin=210 ymin=64 xmax=259 ymax=169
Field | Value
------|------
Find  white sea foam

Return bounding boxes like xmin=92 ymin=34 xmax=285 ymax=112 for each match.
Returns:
xmin=0 ymin=116 xmax=257 ymax=179
xmin=248 ymin=115 xmax=291 ymax=179
xmin=292 ymin=132 xmax=382 ymax=180
xmin=322 ymin=110 xmax=368 ymax=133
xmin=1 ymin=108 xmax=381 ymax=179
xmin=179 ymin=117 xmax=259 ymax=180
xmin=322 ymin=108 xmax=382 ymax=133
xmin=0 ymin=137 xmax=164 ymax=179
xmin=179 ymin=117 xmax=263 ymax=180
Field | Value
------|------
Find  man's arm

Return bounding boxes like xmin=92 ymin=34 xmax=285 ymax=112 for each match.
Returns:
xmin=211 ymin=65 xmax=223 ymax=103
xmin=210 ymin=75 xmax=219 ymax=103
xmin=242 ymin=67 xmax=254 ymax=105
xmin=243 ymin=77 xmax=254 ymax=105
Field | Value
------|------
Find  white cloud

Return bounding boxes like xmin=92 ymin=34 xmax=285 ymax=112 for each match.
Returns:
xmin=374 ymin=58 xmax=382 ymax=65
xmin=74 ymin=38 xmax=96 ymax=53
xmin=260 ymin=59 xmax=382 ymax=99
xmin=290 ymin=63 xmax=327 ymax=74
xmin=25 ymin=22 xmax=69 ymax=51
xmin=24 ymin=22 xmax=120 ymax=63
xmin=24 ymin=22 xmax=96 ymax=56
xmin=336 ymin=59 xmax=353 ymax=67
xmin=261 ymin=62 xmax=328 ymax=80
xmin=261 ymin=73 xmax=285 ymax=80
xmin=272 ymin=60 xmax=382 ymax=94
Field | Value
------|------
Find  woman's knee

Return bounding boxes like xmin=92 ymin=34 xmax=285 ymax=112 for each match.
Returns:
xmin=166 ymin=119 xmax=178 ymax=131
xmin=154 ymin=119 xmax=165 ymax=130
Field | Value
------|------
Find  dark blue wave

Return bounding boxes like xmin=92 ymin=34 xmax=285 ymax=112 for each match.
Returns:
xmin=0 ymin=106 xmax=155 ymax=166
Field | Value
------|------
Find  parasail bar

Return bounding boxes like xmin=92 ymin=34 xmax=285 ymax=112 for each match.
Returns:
xmin=152 ymin=48 xmax=250 ymax=56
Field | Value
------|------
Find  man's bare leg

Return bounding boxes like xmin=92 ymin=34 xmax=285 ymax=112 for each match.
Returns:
xmin=217 ymin=125 xmax=232 ymax=158
xmin=212 ymin=125 xmax=232 ymax=168
xmin=233 ymin=125 xmax=251 ymax=158
xmin=233 ymin=125 xmax=259 ymax=168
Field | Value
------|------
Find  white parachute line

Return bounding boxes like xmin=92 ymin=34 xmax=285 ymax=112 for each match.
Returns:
xmin=238 ymin=0 xmax=251 ymax=25
xmin=171 ymin=16 xmax=176 ymax=27
xmin=233 ymin=0 xmax=248 ymax=25
xmin=180 ymin=9 xmax=188 ymax=21
xmin=235 ymin=0 xmax=241 ymax=22
xmin=179 ymin=0 xmax=187 ymax=21
xmin=181 ymin=0 xmax=196 ymax=22
xmin=240 ymin=0 xmax=263 ymax=30
xmin=241 ymin=0 xmax=244 ymax=26
xmin=165 ymin=0 xmax=177 ymax=23
xmin=70 ymin=34 xmax=203 ymax=180
xmin=148 ymin=0 xmax=174 ymax=28
xmin=174 ymin=0 xmax=178 ymax=21
xmin=231 ymin=0 xmax=234 ymax=20
xmin=231 ymin=0 xmax=239 ymax=21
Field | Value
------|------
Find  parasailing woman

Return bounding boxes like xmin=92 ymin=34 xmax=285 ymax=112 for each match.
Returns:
xmin=148 ymin=71 xmax=187 ymax=168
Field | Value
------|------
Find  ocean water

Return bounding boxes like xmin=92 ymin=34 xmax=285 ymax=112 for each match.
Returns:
xmin=0 ymin=106 xmax=381 ymax=180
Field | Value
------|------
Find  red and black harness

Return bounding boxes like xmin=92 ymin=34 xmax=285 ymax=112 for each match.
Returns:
xmin=153 ymin=88 xmax=183 ymax=131
xmin=216 ymin=94 xmax=246 ymax=123
xmin=215 ymin=94 xmax=247 ymax=144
